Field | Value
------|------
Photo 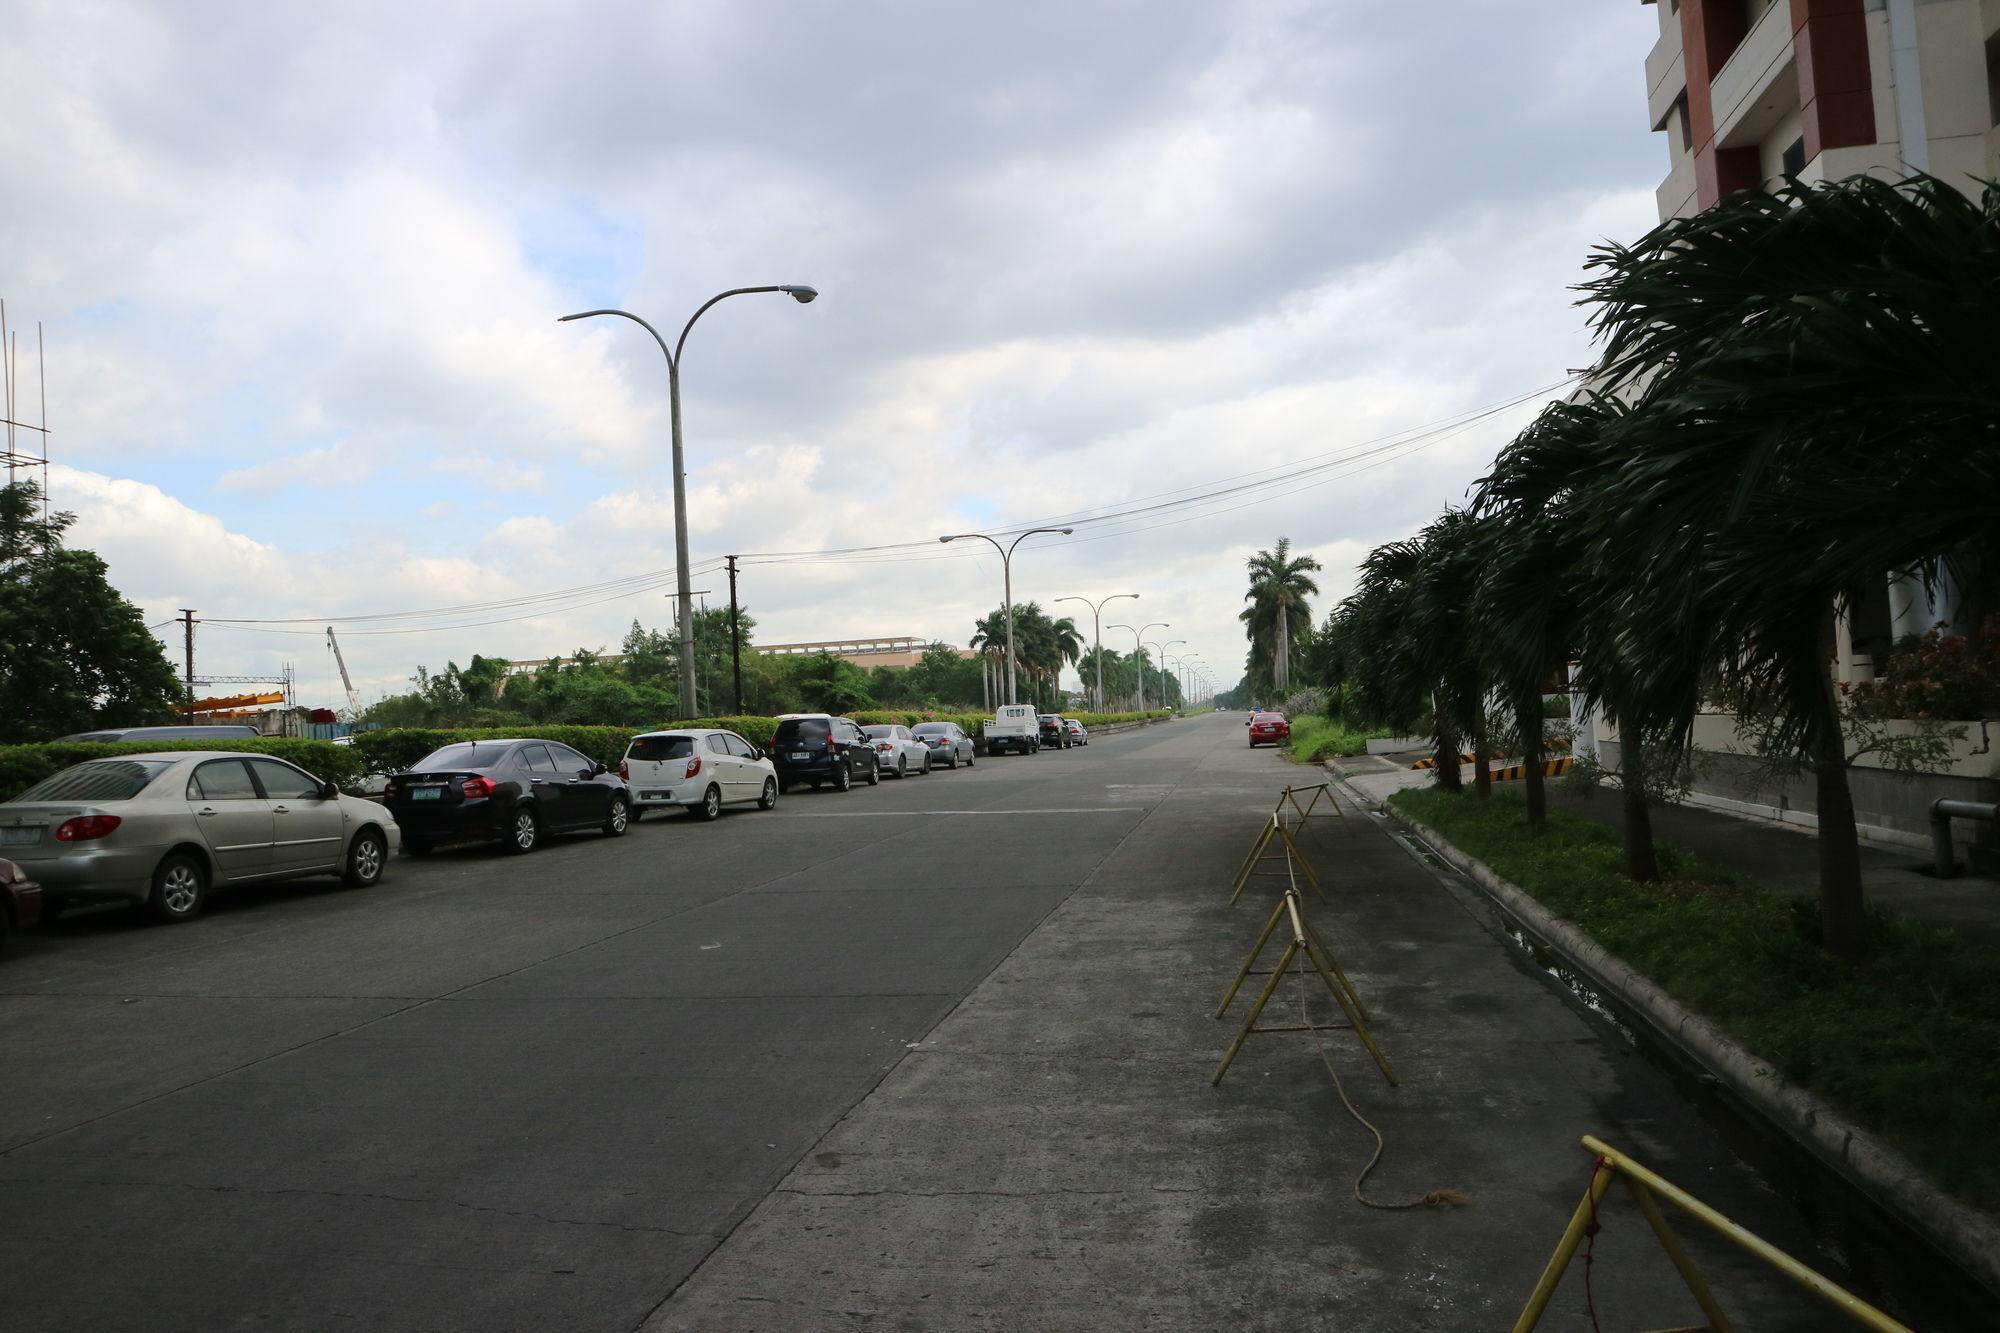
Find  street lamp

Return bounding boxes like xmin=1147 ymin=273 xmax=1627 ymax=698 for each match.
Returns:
xmin=561 ymin=284 xmax=817 ymax=716
xmin=1108 ymin=621 xmax=1170 ymax=712
xmin=1054 ymin=593 xmax=1138 ymax=714
xmin=940 ymin=527 xmax=1074 ymax=705
xmin=1148 ymin=639 xmax=1186 ymax=710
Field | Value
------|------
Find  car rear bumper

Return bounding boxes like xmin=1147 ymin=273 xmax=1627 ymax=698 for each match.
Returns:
xmin=10 ymin=845 xmax=164 ymax=902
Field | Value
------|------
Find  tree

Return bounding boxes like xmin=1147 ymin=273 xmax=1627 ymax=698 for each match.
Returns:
xmin=1241 ymin=538 xmax=1321 ymax=697
xmin=0 ymin=480 xmax=183 ymax=742
xmin=1573 ymin=173 xmax=2000 ymax=955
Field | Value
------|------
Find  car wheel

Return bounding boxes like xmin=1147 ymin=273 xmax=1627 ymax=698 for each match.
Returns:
xmin=966 ymin=750 xmax=975 ymax=767
xmin=832 ymin=764 xmax=851 ymax=793
xmin=920 ymin=754 xmax=932 ymax=775
xmin=864 ymin=756 xmax=881 ymax=786
xmin=758 ymin=777 xmax=778 ymax=811
xmin=604 ymin=795 xmax=631 ymax=837
xmin=147 ymin=853 xmax=208 ymax=924
xmin=945 ymin=751 xmax=957 ymax=769
xmin=894 ymin=757 xmax=907 ymax=779
xmin=343 ymin=829 xmax=388 ymax=887
xmin=504 ymin=805 xmax=540 ymax=854
xmin=404 ymin=837 xmax=438 ymax=858
xmin=692 ymin=784 xmax=723 ymax=821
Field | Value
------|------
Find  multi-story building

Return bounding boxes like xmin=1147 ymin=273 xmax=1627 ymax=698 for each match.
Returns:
xmin=1642 ymin=0 xmax=2000 ymax=222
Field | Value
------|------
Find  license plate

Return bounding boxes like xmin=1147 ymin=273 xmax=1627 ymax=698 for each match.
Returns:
xmin=642 ymin=790 xmax=668 ymax=799
xmin=0 ymin=826 xmax=39 ymax=846
xmin=790 ymin=752 xmax=810 ymax=760
xmin=411 ymin=787 xmax=443 ymax=800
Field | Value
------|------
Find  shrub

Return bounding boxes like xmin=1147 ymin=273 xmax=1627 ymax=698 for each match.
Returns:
xmin=0 ymin=738 xmax=369 ymax=799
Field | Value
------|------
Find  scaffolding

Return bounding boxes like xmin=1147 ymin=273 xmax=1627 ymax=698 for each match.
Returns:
xmin=0 ymin=299 xmax=50 ymax=509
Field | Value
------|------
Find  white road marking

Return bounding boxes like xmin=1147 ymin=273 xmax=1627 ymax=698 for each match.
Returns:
xmin=786 ymin=808 xmax=1137 ymax=817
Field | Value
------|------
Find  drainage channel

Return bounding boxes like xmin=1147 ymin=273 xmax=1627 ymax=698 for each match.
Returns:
xmin=1496 ymin=915 xmax=1996 ymax=1331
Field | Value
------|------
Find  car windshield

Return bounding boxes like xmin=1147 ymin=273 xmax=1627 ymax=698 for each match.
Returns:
xmin=911 ymin=724 xmax=949 ymax=736
xmin=409 ymin=743 xmax=513 ymax=771
xmin=13 ymin=759 xmax=175 ymax=803
xmin=774 ymin=719 xmax=830 ymax=742
xmin=862 ymin=726 xmax=898 ymax=739
xmin=628 ymin=735 xmax=696 ymax=760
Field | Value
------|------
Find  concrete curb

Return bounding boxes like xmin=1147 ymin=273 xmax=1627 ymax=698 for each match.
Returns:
xmin=1335 ymin=773 xmax=2000 ymax=1302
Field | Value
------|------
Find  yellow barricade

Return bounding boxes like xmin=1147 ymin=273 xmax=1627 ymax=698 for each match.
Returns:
xmin=1212 ymin=882 xmax=1397 ymax=1087
xmin=1229 ymin=813 xmax=1324 ymax=904
xmin=1514 ymin=1136 xmax=1915 ymax=1333
xmin=1275 ymin=782 xmax=1351 ymax=837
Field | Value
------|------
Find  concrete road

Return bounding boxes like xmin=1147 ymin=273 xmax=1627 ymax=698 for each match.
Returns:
xmin=0 ymin=715 xmax=1882 ymax=1330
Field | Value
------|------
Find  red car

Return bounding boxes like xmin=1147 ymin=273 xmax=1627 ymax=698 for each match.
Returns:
xmin=1248 ymin=712 xmax=1290 ymax=747
xmin=1 ymin=856 xmax=45 ymax=949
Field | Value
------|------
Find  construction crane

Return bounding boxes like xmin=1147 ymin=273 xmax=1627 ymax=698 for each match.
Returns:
xmin=326 ymin=627 xmax=364 ymax=719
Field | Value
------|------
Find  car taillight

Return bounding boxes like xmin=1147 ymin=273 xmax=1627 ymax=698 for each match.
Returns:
xmin=461 ymin=776 xmax=497 ymax=798
xmin=618 ymin=760 xmax=629 ymax=780
xmin=685 ymin=757 xmax=703 ymax=779
xmin=875 ymin=742 xmax=893 ymax=751
xmin=382 ymin=780 xmax=396 ymax=799
xmin=55 ymin=815 xmax=122 ymax=841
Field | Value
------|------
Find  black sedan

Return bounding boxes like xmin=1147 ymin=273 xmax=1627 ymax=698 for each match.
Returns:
xmin=384 ymin=739 xmax=630 ymax=856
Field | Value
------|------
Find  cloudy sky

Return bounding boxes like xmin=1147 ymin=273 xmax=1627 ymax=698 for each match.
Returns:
xmin=4 ymin=0 xmax=1665 ymax=707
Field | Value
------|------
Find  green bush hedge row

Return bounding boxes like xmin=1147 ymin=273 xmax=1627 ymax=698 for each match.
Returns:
xmin=0 ymin=738 xmax=371 ymax=800
xmin=346 ymin=711 xmax=1176 ymax=775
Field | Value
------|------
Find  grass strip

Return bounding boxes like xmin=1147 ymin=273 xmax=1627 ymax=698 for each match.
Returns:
xmin=1283 ymin=715 xmax=1397 ymax=762
xmin=1391 ymin=786 xmax=2000 ymax=1212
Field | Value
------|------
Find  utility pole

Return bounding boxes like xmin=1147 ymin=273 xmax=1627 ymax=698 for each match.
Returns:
xmin=726 ymin=554 xmax=743 ymax=716
xmin=179 ymin=609 xmax=197 ymax=717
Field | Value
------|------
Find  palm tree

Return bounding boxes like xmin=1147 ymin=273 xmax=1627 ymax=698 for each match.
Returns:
xmin=1573 ymin=173 xmax=2000 ymax=955
xmin=1241 ymin=538 xmax=1322 ymax=696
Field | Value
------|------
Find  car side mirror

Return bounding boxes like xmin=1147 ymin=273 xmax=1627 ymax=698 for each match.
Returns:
xmin=319 ymin=781 xmax=339 ymax=799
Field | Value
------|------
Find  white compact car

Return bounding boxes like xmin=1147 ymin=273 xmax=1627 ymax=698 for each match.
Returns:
xmin=620 ymin=729 xmax=778 ymax=820
xmin=861 ymin=725 xmax=932 ymax=778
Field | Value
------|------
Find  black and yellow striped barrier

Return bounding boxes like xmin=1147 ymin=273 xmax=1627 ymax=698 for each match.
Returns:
xmin=1489 ymin=757 xmax=1573 ymax=782
xmin=1411 ymin=752 xmax=1477 ymax=770
xmin=1516 ymin=1136 xmax=1914 ymax=1332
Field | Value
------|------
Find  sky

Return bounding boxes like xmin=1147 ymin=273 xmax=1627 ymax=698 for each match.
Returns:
xmin=3 ymin=0 xmax=1667 ymax=709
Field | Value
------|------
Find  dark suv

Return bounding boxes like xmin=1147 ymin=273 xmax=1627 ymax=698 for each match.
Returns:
xmin=1038 ymin=713 xmax=1072 ymax=749
xmin=769 ymin=715 xmax=880 ymax=793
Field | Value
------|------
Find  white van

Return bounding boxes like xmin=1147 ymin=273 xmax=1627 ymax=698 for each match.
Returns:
xmin=985 ymin=704 xmax=1041 ymax=756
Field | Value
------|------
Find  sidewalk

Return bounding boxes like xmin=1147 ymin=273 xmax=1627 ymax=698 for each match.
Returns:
xmin=1333 ymin=752 xmax=2000 ymax=948
xmin=643 ymin=720 xmax=1845 ymax=1330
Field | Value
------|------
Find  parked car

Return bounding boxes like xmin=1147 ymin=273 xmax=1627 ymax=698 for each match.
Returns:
xmin=983 ymin=704 xmax=1041 ymax=756
xmin=53 ymin=724 xmax=260 ymax=743
xmin=911 ymin=721 xmax=976 ymax=769
xmin=621 ymin=729 xmax=778 ymax=820
xmin=769 ymin=715 xmax=881 ymax=793
xmin=1063 ymin=718 xmax=1089 ymax=746
xmin=1248 ymin=712 xmax=1291 ymax=747
xmin=0 ymin=857 xmax=44 ymax=948
xmin=385 ymin=738 xmax=629 ymax=856
xmin=862 ymin=725 xmax=932 ymax=778
xmin=1038 ymin=713 xmax=1072 ymax=749
xmin=0 ymin=752 xmax=398 ymax=923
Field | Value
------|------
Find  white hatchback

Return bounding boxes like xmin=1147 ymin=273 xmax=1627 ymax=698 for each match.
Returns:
xmin=620 ymin=729 xmax=779 ymax=821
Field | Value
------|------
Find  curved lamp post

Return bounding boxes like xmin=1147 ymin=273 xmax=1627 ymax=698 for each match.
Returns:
xmin=940 ymin=528 xmax=1073 ymax=705
xmin=561 ymin=284 xmax=817 ymax=716
xmin=1148 ymin=639 xmax=1186 ymax=709
xmin=1108 ymin=621 xmax=1170 ymax=712
xmin=1054 ymin=593 xmax=1138 ymax=714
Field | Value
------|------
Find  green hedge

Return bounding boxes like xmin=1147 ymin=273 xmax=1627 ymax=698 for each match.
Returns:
xmin=345 ymin=710 xmax=1178 ymax=776
xmin=0 ymin=738 xmax=370 ymax=800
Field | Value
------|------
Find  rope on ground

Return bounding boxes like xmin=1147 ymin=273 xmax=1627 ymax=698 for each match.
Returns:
xmin=1286 ymin=841 xmax=1467 ymax=1211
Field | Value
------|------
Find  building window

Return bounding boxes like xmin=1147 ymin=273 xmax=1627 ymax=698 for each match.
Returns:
xmin=1780 ymin=135 xmax=1805 ymax=177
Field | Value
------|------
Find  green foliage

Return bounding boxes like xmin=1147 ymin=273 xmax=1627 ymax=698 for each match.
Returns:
xmin=0 ymin=480 xmax=185 ymax=743
xmin=1391 ymin=786 xmax=2000 ymax=1210
xmin=1281 ymin=716 xmax=1395 ymax=762
xmin=0 ymin=737 xmax=369 ymax=799
xmin=1240 ymin=537 xmax=1321 ymax=698
xmin=1846 ymin=617 xmax=2000 ymax=722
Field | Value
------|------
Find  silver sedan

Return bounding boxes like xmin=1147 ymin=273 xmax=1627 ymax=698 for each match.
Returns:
xmin=910 ymin=722 xmax=977 ymax=769
xmin=0 ymin=751 xmax=400 ymax=923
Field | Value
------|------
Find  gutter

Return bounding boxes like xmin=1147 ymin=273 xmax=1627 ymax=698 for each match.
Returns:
xmin=1334 ymin=771 xmax=2000 ymax=1302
